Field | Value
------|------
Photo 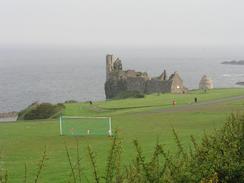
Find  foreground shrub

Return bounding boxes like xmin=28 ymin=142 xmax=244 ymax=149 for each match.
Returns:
xmin=1 ymin=113 xmax=243 ymax=182
xmin=63 ymin=113 xmax=243 ymax=183
xmin=185 ymin=113 xmax=244 ymax=183
xmin=0 ymin=153 xmax=8 ymax=183
xmin=18 ymin=103 xmax=65 ymax=120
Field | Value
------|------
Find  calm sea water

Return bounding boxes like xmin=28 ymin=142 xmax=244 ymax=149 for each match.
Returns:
xmin=0 ymin=48 xmax=243 ymax=112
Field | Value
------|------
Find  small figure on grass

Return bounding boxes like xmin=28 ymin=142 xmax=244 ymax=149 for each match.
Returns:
xmin=172 ymin=100 xmax=176 ymax=107
xmin=89 ymin=101 xmax=93 ymax=105
xmin=194 ymin=97 xmax=198 ymax=103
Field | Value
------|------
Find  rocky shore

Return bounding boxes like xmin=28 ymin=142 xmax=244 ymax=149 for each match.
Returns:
xmin=222 ymin=60 xmax=244 ymax=65
xmin=236 ymin=82 xmax=244 ymax=86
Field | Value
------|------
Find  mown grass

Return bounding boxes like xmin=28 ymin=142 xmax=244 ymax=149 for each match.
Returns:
xmin=64 ymin=88 xmax=244 ymax=116
xmin=0 ymin=88 xmax=243 ymax=182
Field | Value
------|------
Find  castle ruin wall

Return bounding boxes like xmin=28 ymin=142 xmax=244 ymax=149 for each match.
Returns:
xmin=105 ymin=54 xmax=187 ymax=99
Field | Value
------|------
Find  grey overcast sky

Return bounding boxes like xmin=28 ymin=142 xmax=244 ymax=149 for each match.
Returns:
xmin=0 ymin=0 xmax=244 ymax=48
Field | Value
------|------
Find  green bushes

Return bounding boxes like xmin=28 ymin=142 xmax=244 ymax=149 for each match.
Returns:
xmin=0 ymin=147 xmax=48 ymax=183
xmin=185 ymin=113 xmax=244 ymax=183
xmin=63 ymin=113 xmax=243 ymax=183
xmin=0 ymin=150 xmax=8 ymax=183
xmin=18 ymin=103 xmax=65 ymax=120
xmin=0 ymin=169 xmax=7 ymax=183
xmin=1 ymin=113 xmax=243 ymax=182
xmin=64 ymin=100 xmax=78 ymax=104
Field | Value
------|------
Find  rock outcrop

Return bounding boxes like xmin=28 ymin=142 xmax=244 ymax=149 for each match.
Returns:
xmin=222 ymin=60 xmax=244 ymax=65
xmin=199 ymin=75 xmax=213 ymax=90
xmin=105 ymin=54 xmax=187 ymax=99
xmin=236 ymin=82 xmax=244 ymax=86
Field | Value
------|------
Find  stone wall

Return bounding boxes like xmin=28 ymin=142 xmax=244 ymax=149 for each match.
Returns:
xmin=168 ymin=72 xmax=187 ymax=93
xmin=126 ymin=77 xmax=147 ymax=93
xmin=105 ymin=78 xmax=127 ymax=99
xmin=145 ymin=79 xmax=171 ymax=94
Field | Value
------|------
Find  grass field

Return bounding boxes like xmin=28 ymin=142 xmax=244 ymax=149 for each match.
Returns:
xmin=0 ymin=88 xmax=244 ymax=182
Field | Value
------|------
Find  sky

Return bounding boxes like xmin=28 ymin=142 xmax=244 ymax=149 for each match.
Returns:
xmin=0 ymin=0 xmax=244 ymax=49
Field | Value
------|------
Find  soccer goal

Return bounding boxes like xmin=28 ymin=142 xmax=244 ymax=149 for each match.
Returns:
xmin=59 ymin=116 xmax=112 ymax=136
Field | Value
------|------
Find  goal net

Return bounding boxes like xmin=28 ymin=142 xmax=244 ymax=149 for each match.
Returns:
xmin=59 ymin=116 xmax=112 ymax=136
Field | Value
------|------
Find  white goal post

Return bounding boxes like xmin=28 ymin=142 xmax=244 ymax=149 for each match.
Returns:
xmin=59 ymin=116 xmax=112 ymax=136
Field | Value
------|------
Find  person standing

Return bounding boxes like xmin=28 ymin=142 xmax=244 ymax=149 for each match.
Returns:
xmin=194 ymin=97 xmax=198 ymax=103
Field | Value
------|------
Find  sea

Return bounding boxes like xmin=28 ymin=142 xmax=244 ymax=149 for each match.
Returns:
xmin=0 ymin=47 xmax=243 ymax=112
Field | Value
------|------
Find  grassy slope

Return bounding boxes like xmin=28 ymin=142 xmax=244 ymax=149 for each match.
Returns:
xmin=0 ymin=88 xmax=244 ymax=182
xmin=64 ymin=88 xmax=244 ymax=116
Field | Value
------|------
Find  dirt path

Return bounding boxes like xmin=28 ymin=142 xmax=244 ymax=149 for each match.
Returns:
xmin=151 ymin=95 xmax=244 ymax=113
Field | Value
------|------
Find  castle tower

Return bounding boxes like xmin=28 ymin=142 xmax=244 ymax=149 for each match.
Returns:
xmin=106 ymin=54 xmax=116 ymax=80
xmin=163 ymin=70 xmax=167 ymax=80
xmin=158 ymin=69 xmax=167 ymax=80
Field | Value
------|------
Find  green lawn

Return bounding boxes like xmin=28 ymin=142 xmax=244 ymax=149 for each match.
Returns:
xmin=64 ymin=88 xmax=244 ymax=116
xmin=0 ymin=88 xmax=244 ymax=182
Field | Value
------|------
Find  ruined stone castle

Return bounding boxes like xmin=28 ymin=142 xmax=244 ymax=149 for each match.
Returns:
xmin=105 ymin=55 xmax=187 ymax=99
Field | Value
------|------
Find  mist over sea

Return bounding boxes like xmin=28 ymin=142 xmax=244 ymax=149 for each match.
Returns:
xmin=0 ymin=47 xmax=243 ymax=112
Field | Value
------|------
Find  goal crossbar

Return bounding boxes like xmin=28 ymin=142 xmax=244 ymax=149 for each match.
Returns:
xmin=61 ymin=116 xmax=110 ymax=119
